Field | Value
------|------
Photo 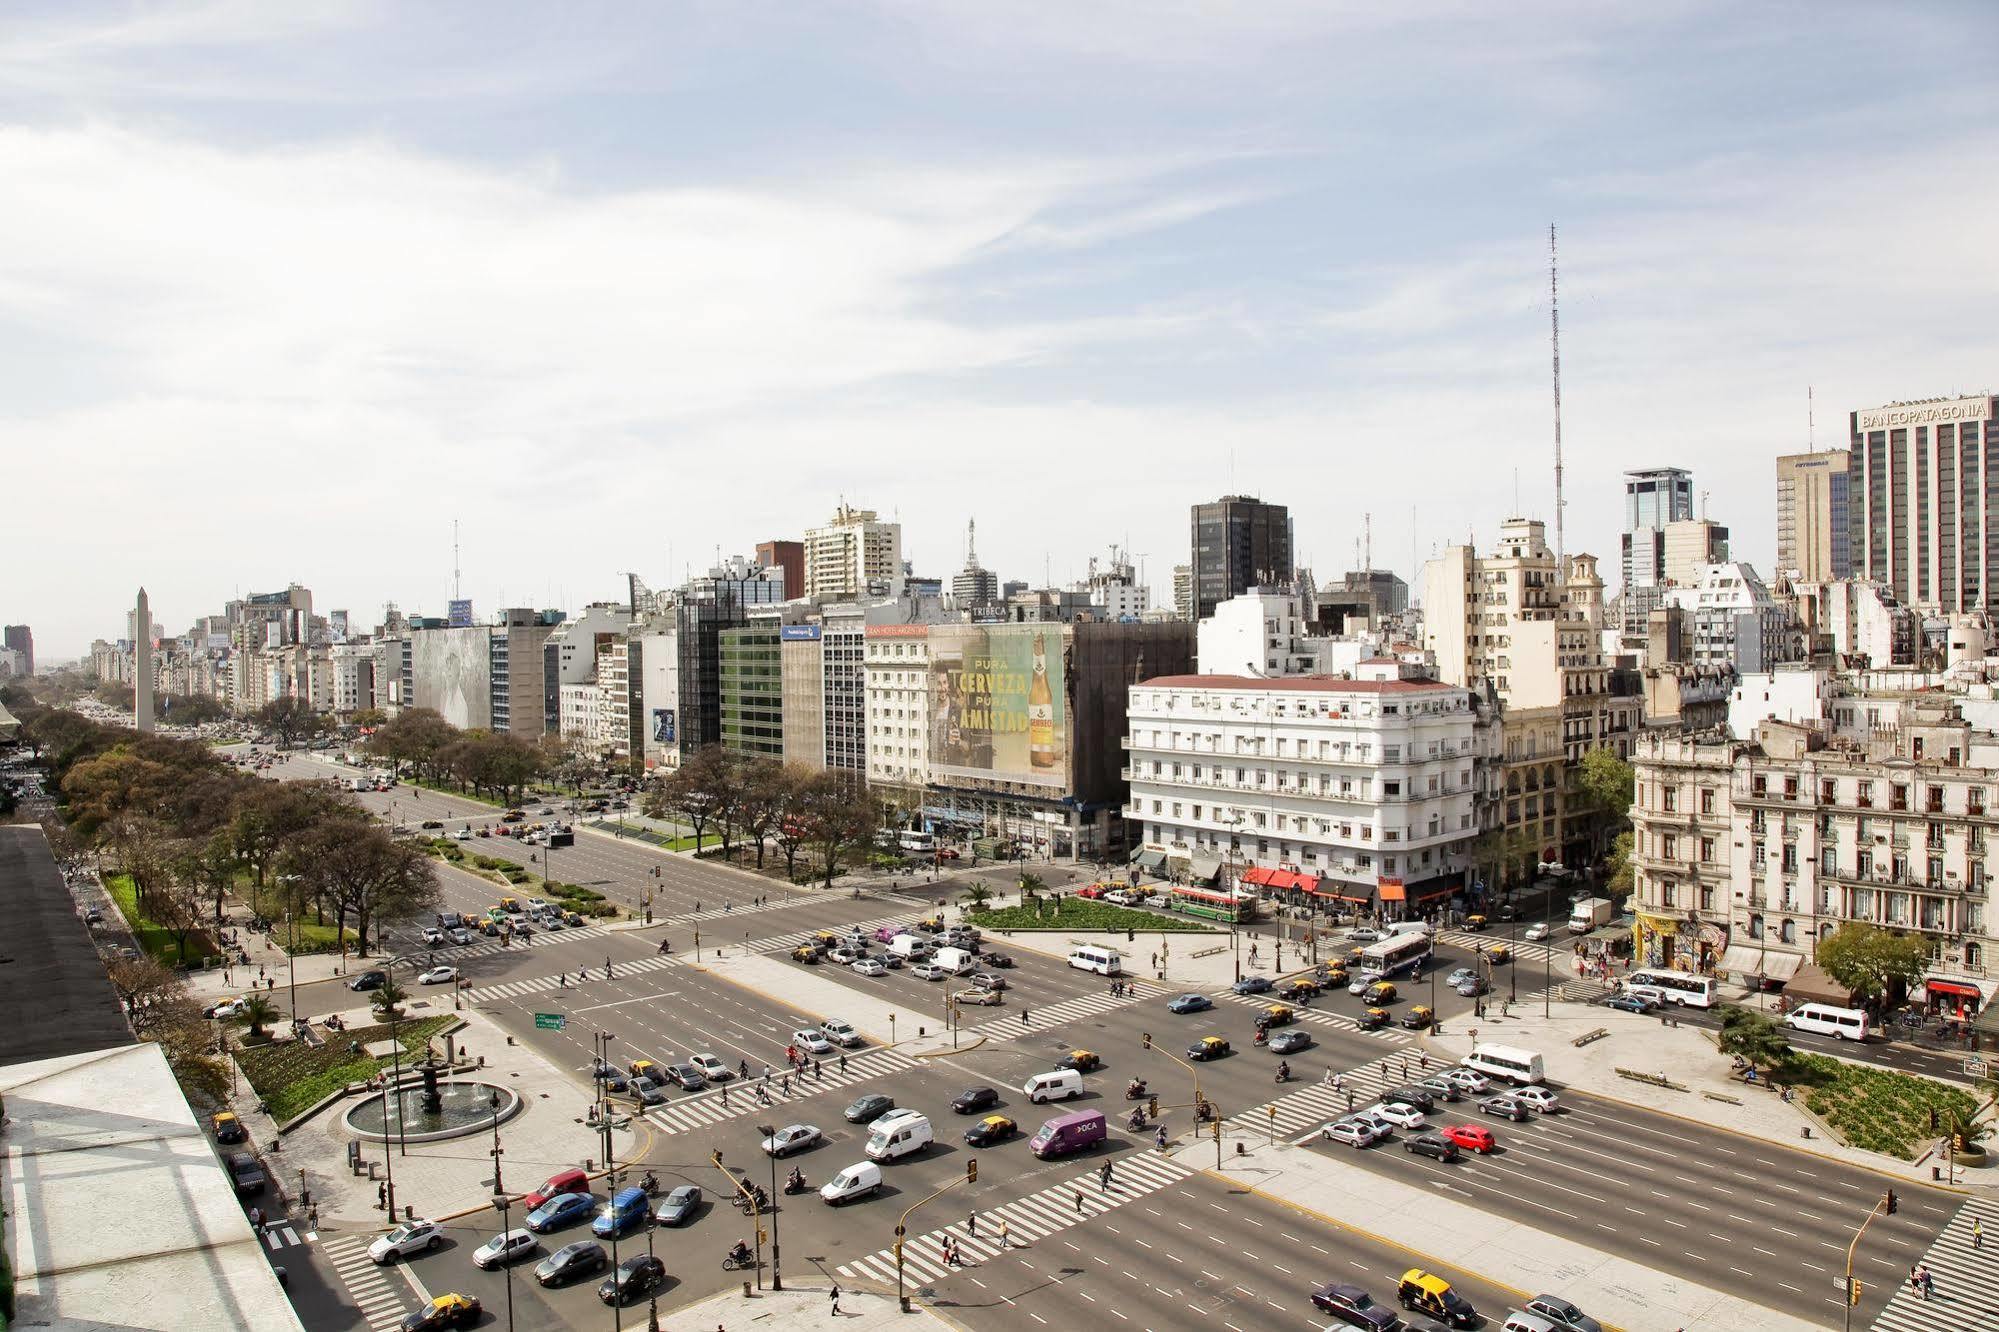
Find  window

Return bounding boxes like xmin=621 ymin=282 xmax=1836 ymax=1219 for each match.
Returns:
xmin=1662 ymin=786 xmax=1677 ymax=813
xmin=1700 ymin=788 xmax=1715 ymax=815
xmin=1748 ymin=913 xmax=1764 ymax=940
xmin=1820 ymin=779 xmax=1836 ymax=804
xmin=1780 ymin=919 xmax=1796 ymax=944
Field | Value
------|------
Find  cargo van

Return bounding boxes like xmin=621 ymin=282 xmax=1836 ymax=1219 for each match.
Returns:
xmin=1784 ymin=1003 xmax=1870 ymax=1041
xmin=865 ymin=1113 xmax=933 ymax=1162
xmin=888 ymin=934 xmax=934 ymax=962
xmin=1462 ymin=1043 xmax=1545 ymax=1086
xmin=934 ymin=947 xmax=978 ymax=975
xmin=1022 ymin=1069 xmax=1085 ymax=1104
xmin=1386 ymin=920 xmax=1433 ymax=938
xmin=1068 ymin=945 xmax=1123 ymax=976
xmin=819 ymin=1161 xmax=883 ymax=1205
xmin=1030 ymin=1109 xmax=1107 ymax=1159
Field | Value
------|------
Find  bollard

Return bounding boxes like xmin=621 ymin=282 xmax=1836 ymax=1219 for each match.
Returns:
xmin=919 ymin=1026 xmax=926 ymax=1037
xmin=1934 ymin=1165 xmax=1942 ymax=1180
xmin=744 ymin=1281 xmax=753 ymax=1298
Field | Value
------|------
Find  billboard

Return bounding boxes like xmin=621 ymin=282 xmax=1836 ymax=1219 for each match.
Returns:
xmin=651 ymin=708 xmax=677 ymax=744
xmin=928 ymin=625 xmax=1067 ymax=789
xmin=448 ymin=599 xmax=475 ymax=628
xmin=409 ymin=626 xmax=492 ymax=730
xmin=780 ymin=625 xmax=822 ymax=642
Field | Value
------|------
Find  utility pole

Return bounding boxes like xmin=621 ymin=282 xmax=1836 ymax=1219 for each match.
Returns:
xmin=1549 ymin=223 xmax=1566 ymax=591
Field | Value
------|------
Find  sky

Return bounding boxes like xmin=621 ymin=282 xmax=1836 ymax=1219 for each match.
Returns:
xmin=4 ymin=1 xmax=1997 ymax=661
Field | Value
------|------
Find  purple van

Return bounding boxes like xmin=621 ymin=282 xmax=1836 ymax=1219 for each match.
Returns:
xmin=875 ymin=925 xmax=904 ymax=944
xmin=1030 ymin=1110 xmax=1107 ymax=1159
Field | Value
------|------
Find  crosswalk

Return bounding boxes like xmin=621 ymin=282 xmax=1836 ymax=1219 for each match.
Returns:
xmin=321 ymin=1232 xmax=417 ymax=1332
xmin=643 ymin=1045 xmax=920 ymax=1136
xmin=750 ymin=914 xmax=929 ymax=956
xmin=965 ymin=981 xmax=1164 ymax=1034
xmin=1215 ymin=989 xmax=1417 ymax=1039
xmin=664 ymin=896 xmax=810 ymax=926
xmin=420 ymin=921 xmax=616 ymax=965
xmin=1552 ymin=978 xmax=1619 ymax=1004
xmin=1228 ymin=1050 xmax=1459 ymax=1140
xmin=1434 ymin=929 xmax=1563 ymax=964
xmin=260 ymin=1221 xmax=301 ymax=1249
xmin=1869 ymin=1199 xmax=1999 ymax=1331
xmin=835 ymin=1150 xmax=1195 ymax=1286
xmin=462 ymin=951 xmax=689 ymax=1004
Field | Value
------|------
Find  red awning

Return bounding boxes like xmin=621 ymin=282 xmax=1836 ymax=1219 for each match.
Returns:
xmin=1241 ymin=866 xmax=1319 ymax=893
xmin=1379 ymin=883 xmax=1407 ymax=902
xmin=1926 ymin=981 xmax=1981 ymax=999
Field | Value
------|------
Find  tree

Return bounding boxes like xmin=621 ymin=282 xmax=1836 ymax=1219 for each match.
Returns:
xmin=367 ymin=708 xmax=458 ymax=779
xmin=960 ymin=881 xmax=994 ymax=913
xmin=1715 ymin=1005 xmax=1792 ymax=1074
xmin=106 ymin=955 xmax=186 ymax=1029
xmin=736 ymin=760 xmax=790 ymax=869
xmin=239 ymin=993 xmax=280 ymax=1043
xmin=648 ymin=746 xmax=733 ymax=851
xmin=163 ymin=694 xmax=228 ymax=725
xmin=1603 ymin=830 xmax=1635 ymax=901
xmin=770 ymin=766 xmax=816 ymax=882
xmin=371 ymin=974 xmax=410 ymax=1021
xmin=1018 ymin=871 xmax=1047 ymax=904
xmin=800 ymin=772 xmax=879 ymax=889
xmin=230 ymin=779 xmax=348 ymax=891
xmin=1577 ymin=747 xmax=1636 ymax=817
xmin=289 ymin=816 xmax=440 ymax=956
xmin=255 ymin=696 xmax=325 ymax=749
xmin=348 ymin=707 xmax=389 ymax=730
xmin=1815 ymin=924 xmax=1931 ymax=1007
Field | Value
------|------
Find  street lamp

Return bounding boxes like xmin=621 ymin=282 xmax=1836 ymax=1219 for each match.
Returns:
xmin=489 ymin=1091 xmax=514 ymax=1332
xmin=284 ymin=911 xmax=298 ymax=1025
xmin=755 ymin=1124 xmax=784 ymax=1290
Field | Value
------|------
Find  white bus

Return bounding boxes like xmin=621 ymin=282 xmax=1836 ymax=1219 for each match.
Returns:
xmin=1624 ymin=968 xmax=1719 ymax=1009
xmin=1462 ymin=1043 xmax=1545 ymax=1085
xmin=897 ymin=830 xmax=936 ymax=853
xmin=1356 ymin=932 xmax=1432 ymax=979
xmin=1784 ymin=1004 xmax=1870 ymax=1041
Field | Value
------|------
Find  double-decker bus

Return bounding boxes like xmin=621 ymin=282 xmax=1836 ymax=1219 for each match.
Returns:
xmin=1355 ymin=931 xmax=1431 ymax=979
xmin=1167 ymin=885 xmax=1261 ymax=924
xmin=1624 ymin=968 xmax=1719 ymax=1008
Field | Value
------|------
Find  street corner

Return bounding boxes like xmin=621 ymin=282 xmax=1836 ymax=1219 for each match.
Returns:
xmin=649 ymin=1280 xmax=950 ymax=1331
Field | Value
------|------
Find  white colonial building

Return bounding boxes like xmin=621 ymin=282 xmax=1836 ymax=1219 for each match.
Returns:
xmin=1123 ymin=660 xmax=1480 ymax=917
xmin=864 ymin=626 xmax=932 ymax=794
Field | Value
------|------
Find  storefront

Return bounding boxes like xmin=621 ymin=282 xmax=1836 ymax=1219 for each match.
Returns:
xmin=1634 ymin=911 xmax=1724 ymax=974
xmin=1917 ymin=977 xmax=1993 ymax=1022
xmin=1716 ymin=944 xmax=1804 ymax=992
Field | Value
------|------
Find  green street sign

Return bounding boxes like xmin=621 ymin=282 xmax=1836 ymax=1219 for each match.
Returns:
xmin=534 ymin=1012 xmax=566 ymax=1031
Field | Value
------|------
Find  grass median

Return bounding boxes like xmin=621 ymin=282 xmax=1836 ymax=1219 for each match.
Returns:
xmin=1785 ymin=1052 xmax=1980 ymax=1160
xmin=967 ymin=897 xmax=1218 ymax=933
xmin=238 ymin=1014 xmax=458 ymax=1122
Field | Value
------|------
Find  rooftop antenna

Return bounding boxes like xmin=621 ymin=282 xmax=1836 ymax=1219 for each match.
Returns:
xmin=452 ymin=517 xmax=461 ymax=601
xmin=1549 ymin=222 xmax=1567 ymax=589
xmin=1364 ymin=511 xmax=1372 ymax=574
xmin=1809 ymin=385 xmax=1816 ymax=452
xmin=1701 ymin=489 xmax=1710 ymax=521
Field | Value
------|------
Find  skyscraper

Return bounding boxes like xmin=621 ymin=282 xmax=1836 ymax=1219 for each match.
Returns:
xmin=951 ymin=519 xmax=999 ymax=611
xmin=1189 ymin=495 xmax=1291 ymax=621
xmin=803 ymin=504 xmax=902 ymax=600
xmin=1774 ymin=450 xmax=1851 ymax=582
xmin=2 ymin=625 xmax=31 ymax=678
xmin=754 ymin=540 xmax=805 ymax=600
xmin=1620 ymin=467 xmax=1694 ymax=633
xmin=1848 ymin=395 xmax=1999 ymax=613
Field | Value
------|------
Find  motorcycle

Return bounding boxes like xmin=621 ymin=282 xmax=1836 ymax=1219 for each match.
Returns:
xmin=1252 ymin=1030 xmax=1268 ymax=1046
xmin=784 ymin=1170 xmax=808 ymax=1196
xmin=1124 ymin=1081 xmax=1148 ymax=1101
xmin=723 ymin=1247 xmax=755 ymax=1271
xmin=1275 ymin=1063 xmax=1291 ymax=1084
xmin=1127 ymin=1109 xmax=1146 ymax=1133
xmin=641 ymin=1172 xmax=660 ymax=1195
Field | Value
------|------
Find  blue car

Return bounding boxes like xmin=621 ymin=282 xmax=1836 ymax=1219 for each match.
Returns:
xmin=526 ymin=1191 xmax=596 ymax=1233
xmin=591 ymin=1186 xmax=649 ymax=1238
xmin=1230 ymin=976 xmax=1273 ymax=995
xmin=1166 ymin=993 xmax=1213 ymax=1014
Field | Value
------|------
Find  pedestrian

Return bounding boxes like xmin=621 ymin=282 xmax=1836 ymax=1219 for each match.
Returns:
xmin=1075 ymin=1189 xmax=1084 ymax=1214
xmin=1920 ymin=1265 xmax=1934 ymax=1299
xmin=814 ymin=1058 xmax=823 ymax=1080
xmin=1400 ymin=1059 xmax=1408 ymax=1078
xmin=249 ymin=1205 xmax=262 ymax=1228
xmin=1022 ymin=1007 xmax=1031 ymax=1025
xmin=830 ymin=1283 xmax=842 ymax=1317
xmin=721 ymin=1084 xmax=729 ymax=1107
xmin=763 ymin=1064 xmax=773 ymax=1083
xmin=782 ymin=1074 xmax=791 ymax=1095
xmin=968 ymin=1210 xmax=978 ymax=1239
xmin=940 ymin=1236 xmax=949 ymax=1267
xmin=377 ymin=1181 xmax=387 ymax=1209
xmin=1155 ymin=1125 xmax=1168 ymax=1151
xmin=1976 ymin=1216 xmax=1985 ymax=1249
xmin=839 ymin=1053 xmax=848 ymax=1074
xmin=998 ymin=1218 xmax=1010 ymax=1248
xmin=1910 ymin=1267 xmax=1922 ymax=1300
xmin=1100 ymin=1161 xmax=1113 ymax=1192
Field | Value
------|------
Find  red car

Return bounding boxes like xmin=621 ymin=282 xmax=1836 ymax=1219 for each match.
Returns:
xmin=524 ymin=1167 xmax=589 ymax=1210
xmin=935 ymin=848 xmax=961 ymax=861
xmin=1075 ymin=884 xmax=1106 ymax=900
xmin=1440 ymin=1124 xmax=1496 ymax=1154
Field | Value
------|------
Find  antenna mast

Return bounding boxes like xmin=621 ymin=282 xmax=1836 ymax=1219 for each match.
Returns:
xmin=452 ymin=518 xmax=461 ymax=601
xmin=1809 ymin=385 xmax=1816 ymax=452
xmin=1364 ymin=512 xmax=1372 ymax=573
xmin=1549 ymin=223 xmax=1566 ymax=589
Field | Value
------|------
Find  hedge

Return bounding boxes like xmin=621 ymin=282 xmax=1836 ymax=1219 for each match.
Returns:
xmin=238 ymin=1014 xmax=457 ymax=1122
xmin=967 ymin=898 xmax=1218 ymax=934
xmin=1792 ymin=1052 xmax=1978 ymax=1160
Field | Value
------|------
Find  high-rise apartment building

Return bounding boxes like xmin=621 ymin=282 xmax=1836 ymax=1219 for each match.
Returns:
xmin=1189 ymin=495 xmax=1291 ymax=621
xmin=951 ymin=520 xmax=999 ymax=612
xmin=1848 ymin=394 xmax=1999 ymax=613
xmin=1774 ymin=450 xmax=1851 ymax=582
xmin=755 ymin=540 xmax=806 ymax=600
xmin=4 ymin=625 xmax=34 ymax=677
xmin=1620 ymin=467 xmax=1694 ymax=633
xmin=804 ymin=503 xmax=902 ymax=600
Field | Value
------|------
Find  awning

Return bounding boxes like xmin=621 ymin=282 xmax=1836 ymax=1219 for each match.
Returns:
xmin=1131 ymin=849 xmax=1168 ymax=873
xmin=1923 ymin=980 xmax=1982 ymax=1000
xmin=1782 ymin=961 xmax=1851 ymax=1007
xmin=1188 ymin=852 xmax=1222 ymax=884
xmin=1761 ymin=952 xmax=1803 ymax=981
xmin=1379 ymin=883 xmax=1407 ymax=902
xmin=1717 ymin=945 xmax=1762 ymax=977
xmin=1409 ymin=882 xmax=1456 ymax=903
xmin=1240 ymin=866 xmax=1320 ymax=893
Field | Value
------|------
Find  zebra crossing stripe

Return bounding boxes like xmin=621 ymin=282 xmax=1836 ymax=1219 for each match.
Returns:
xmin=835 ymin=1151 xmax=1193 ymax=1284
xmin=966 ymin=986 xmax=1153 ymax=1034
xmin=1213 ymin=990 xmax=1415 ymax=1038
xmin=463 ymin=952 xmax=688 ymax=1004
xmin=1867 ymin=1199 xmax=1999 ymax=1331
xmin=1434 ymin=929 xmax=1560 ymax=963
xmin=321 ymin=1234 xmax=413 ymax=1331
xmin=1228 ymin=1053 xmax=1442 ymax=1139
xmin=644 ymin=1047 xmax=919 ymax=1136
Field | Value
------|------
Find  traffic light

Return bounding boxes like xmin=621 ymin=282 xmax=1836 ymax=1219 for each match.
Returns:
xmin=1211 ymin=1119 xmax=1221 ymax=1141
xmin=966 ymin=1158 xmax=978 ymax=1184
xmin=757 ymin=1227 xmax=767 ymax=1244
xmin=1141 ymin=1032 xmax=1152 ymax=1050
xmin=1885 ymin=1189 xmax=1899 ymax=1215
xmin=1956 ymin=1134 xmax=1967 ymax=1152
xmin=1849 ymin=1278 xmax=1863 ymax=1307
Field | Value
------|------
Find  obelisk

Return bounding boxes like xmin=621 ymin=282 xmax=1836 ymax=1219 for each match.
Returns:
xmin=134 ymin=587 xmax=155 ymax=733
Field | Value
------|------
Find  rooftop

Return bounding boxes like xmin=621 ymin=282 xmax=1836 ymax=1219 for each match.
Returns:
xmin=1137 ymin=674 xmax=1452 ymax=694
xmin=0 ymin=825 xmax=133 ymax=1066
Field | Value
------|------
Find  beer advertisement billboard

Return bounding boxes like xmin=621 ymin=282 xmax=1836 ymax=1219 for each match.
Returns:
xmin=928 ymin=625 xmax=1067 ymax=789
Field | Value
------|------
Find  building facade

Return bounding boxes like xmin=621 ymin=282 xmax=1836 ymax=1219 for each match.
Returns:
xmin=804 ymin=504 xmax=902 ymax=600
xmin=1849 ymin=394 xmax=1999 ymax=614
xmin=755 ymin=539 xmax=806 ymax=601
xmin=719 ymin=627 xmax=784 ymax=759
xmin=1775 ymin=450 xmax=1852 ymax=583
xmin=864 ymin=626 xmax=932 ymax=792
xmin=1621 ymin=467 xmax=1694 ymax=632
xmin=1190 ymin=495 xmax=1291 ymax=622
xmin=3 ymin=625 xmax=32 ymax=678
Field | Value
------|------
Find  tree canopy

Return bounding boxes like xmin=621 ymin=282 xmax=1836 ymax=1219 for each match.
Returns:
xmin=1814 ymin=924 xmax=1931 ymax=1006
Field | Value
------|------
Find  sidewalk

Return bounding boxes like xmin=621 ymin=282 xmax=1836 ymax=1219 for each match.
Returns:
xmin=623 ymin=1281 xmax=955 ymax=1331
xmin=1418 ymin=998 xmax=1995 ymax=1191
xmin=1170 ymin=1133 xmax=1823 ymax=1332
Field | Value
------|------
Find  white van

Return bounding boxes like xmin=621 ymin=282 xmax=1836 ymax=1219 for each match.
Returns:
xmin=898 ymin=830 xmax=936 ymax=853
xmin=819 ymin=1161 xmax=883 ymax=1205
xmin=1462 ymin=1043 xmax=1546 ymax=1086
xmin=1784 ymin=1003 xmax=1870 ymax=1041
xmin=1022 ymin=1069 xmax=1085 ymax=1104
xmin=1386 ymin=920 xmax=1433 ymax=938
xmin=888 ymin=934 xmax=934 ymax=962
xmin=933 ymin=946 xmax=978 ymax=976
xmin=865 ymin=1113 xmax=933 ymax=1162
xmin=1068 ymin=945 xmax=1123 ymax=976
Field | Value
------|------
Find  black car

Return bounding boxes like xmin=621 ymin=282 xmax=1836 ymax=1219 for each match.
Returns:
xmin=950 ymin=1086 xmax=1000 ymax=1115
xmin=348 ymin=970 xmax=387 ymax=992
xmin=599 ymin=1253 xmax=667 ymax=1304
xmin=1384 ymin=1085 xmax=1437 ymax=1113
xmin=844 ymin=1093 xmax=896 ymax=1124
xmin=1231 ymin=975 xmax=1274 ymax=995
xmin=1310 ymin=1281 xmax=1398 ymax=1331
xmin=981 ymin=952 xmax=1015 ymax=968
xmin=535 ymin=1241 xmax=608 ymax=1286
xmin=226 ymin=1151 xmax=267 ymax=1196
xmin=1403 ymin=1132 xmax=1462 ymax=1162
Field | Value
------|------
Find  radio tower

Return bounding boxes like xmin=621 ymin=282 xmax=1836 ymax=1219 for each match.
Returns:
xmin=452 ymin=518 xmax=462 ymax=601
xmin=1549 ymin=223 xmax=1566 ymax=591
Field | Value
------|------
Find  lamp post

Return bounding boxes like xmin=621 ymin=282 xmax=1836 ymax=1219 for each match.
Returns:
xmin=755 ymin=1124 xmax=784 ymax=1290
xmin=489 ymin=1091 xmax=514 ymax=1331
xmin=285 ymin=911 xmax=298 ymax=1025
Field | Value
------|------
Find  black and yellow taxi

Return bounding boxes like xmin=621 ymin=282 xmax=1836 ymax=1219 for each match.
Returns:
xmin=1362 ymin=980 xmax=1398 ymax=1005
xmin=1483 ymin=942 xmax=1512 ymax=965
xmin=1188 ymin=1035 xmax=1232 ymax=1061
xmin=964 ymin=1114 xmax=1017 ymax=1147
xmin=813 ymin=930 xmax=842 ymax=950
xmin=1056 ymin=1049 xmax=1101 ymax=1073
xmin=211 ymin=1110 xmax=247 ymax=1144
xmin=1344 ymin=946 xmax=1368 ymax=968
xmin=1280 ymin=976 xmax=1321 ymax=1001
xmin=1397 ymin=1269 xmax=1478 ymax=1327
xmin=1400 ymin=1004 xmax=1435 ymax=1030
xmin=1261 ymin=1004 xmax=1296 ymax=1027
xmin=400 ymin=1293 xmax=483 ymax=1331
xmin=1318 ymin=965 xmax=1349 ymax=989
xmin=1463 ymin=913 xmax=1488 ymax=932
xmin=792 ymin=944 xmax=821 ymax=963
xmin=626 ymin=1058 xmax=659 ymax=1084
xmin=1356 ymin=1006 xmax=1391 ymax=1030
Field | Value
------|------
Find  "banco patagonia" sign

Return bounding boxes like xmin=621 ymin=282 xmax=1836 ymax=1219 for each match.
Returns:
xmin=1856 ymin=397 xmax=1992 ymax=432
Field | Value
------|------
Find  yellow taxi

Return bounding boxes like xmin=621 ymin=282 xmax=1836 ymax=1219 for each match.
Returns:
xmin=1188 ymin=1035 xmax=1232 ymax=1061
xmin=1397 ymin=1269 xmax=1478 ymax=1327
xmin=792 ymin=945 xmax=821 ymax=964
xmin=626 ymin=1058 xmax=659 ymax=1083
xmin=404 ymin=1292 xmax=483 ymax=1330
xmin=1280 ymin=976 xmax=1321 ymax=1000
xmin=1483 ymin=943 xmax=1512 ymax=965
xmin=1356 ymin=1006 xmax=1391 ymax=1030
xmin=210 ymin=1110 xmax=247 ymax=1144
xmin=965 ymin=1114 xmax=1017 ymax=1147
xmin=1056 ymin=1049 xmax=1101 ymax=1072
xmin=1463 ymin=914 xmax=1488 ymax=932
xmin=1319 ymin=965 xmax=1349 ymax=989
xmin=498 ymin=897 xmax=520 ymax=914
xmin=1344 ymin=946 xmax=1368 ymax=967
xmin=1362 ymin=980 xmax=1398 ymax=1005
xmin=1262 ymin=1004 xmax=1296 ymax=1027
xmin=1400 ymin=1004 xmax=1435 ymax=1030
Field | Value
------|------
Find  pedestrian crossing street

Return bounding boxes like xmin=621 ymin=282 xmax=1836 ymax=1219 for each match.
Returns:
xmin=664 ymin=895 xmax=809 ymax=926
xmin=1870 ymin=1199 xmax=1999 ymax=1332
xmin=835 ymin=1150 xmax=1195 ymax=1286
xmin=1550 ymin=978 xmax=1619 ymax=1005
xmin=643 ymin=1045 xmax=919 ymax=1136
xmin=1215 ymin=989 xmax=1418 ymax=1038
xmin=320 ymin=1232 xmax=416 ymax=1332
xmin=1434 ymin=929 xmax=1563 ymax=964
xmin=429 ymin=920 xmax=617 ymax=965
xmin=1230 ymin=1049 xmax=1452 ymax=1140
xmin=463 ymin=951 xmax=689 ymax=1004
xmin=965 ymin=980 xmax=1166 ymax=1034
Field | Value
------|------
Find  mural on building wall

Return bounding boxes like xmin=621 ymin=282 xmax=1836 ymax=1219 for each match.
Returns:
xmin=928 ymin=625 xmax=1068 ymax=789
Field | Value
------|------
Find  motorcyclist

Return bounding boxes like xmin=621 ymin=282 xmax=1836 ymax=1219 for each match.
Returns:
xmin=1127 ymin=1107 xmax=1145 ymax=1132
xmin=1126 ymin=1078 xmax=1145 ymax=1099
xmin=1253 ymin=1028 xmax=1268 ymax=1046
xmin=642 ymin=1171 xmax=659 ymax=1194
xmin=1276 ymin=1060 xmax=1291 ymax=1082
xmin=728 ymin=1239 xmax=753 ymax=1267
xmin=786 ymin=1167 xmax=805 ymax=1192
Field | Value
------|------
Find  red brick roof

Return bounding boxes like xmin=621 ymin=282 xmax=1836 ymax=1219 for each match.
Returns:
xmin=1137 ymin=674 xmax=1450 ymax=694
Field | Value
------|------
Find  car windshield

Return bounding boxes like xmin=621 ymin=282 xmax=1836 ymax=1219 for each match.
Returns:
xmin=387 ymin=1224 xmax=421 ymax=1243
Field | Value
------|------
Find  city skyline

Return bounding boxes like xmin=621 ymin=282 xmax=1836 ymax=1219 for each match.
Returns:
xmin=6 ymin=2 xmax=1998 ymax=660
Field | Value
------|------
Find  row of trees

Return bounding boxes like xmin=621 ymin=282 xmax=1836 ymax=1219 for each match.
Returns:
xmin=363 ymin=707 xmax=551 ymax=804
xmin=645 ymin=746 xmax=892 ymax=886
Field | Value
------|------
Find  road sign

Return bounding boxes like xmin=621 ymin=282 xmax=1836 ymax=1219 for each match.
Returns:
xmin=534 ymin=1012 xmax=566 ymax=1031
xmin=1965 ymin=1056 xmax=1989 ymax=1078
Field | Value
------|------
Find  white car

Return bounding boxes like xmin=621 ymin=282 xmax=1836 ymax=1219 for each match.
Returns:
xmin=1523 ymin=922 xmax=1551 ymax=941
xmin=1103 ymin=890 xmax=1133 ymax=906
xmin=822 ymin=1019 xmax=863 ymax=1047
xmin=1321 ymin=1119 xmax=1381 ymax=1148
xmin=851 ymin=958 xmax=887 ymax=977
xmin=422 ymin=927 xmax=446 ymax=945
xmin=792 ymin=1028 xmax=834 ymax=1055
xmin=418 ymin=966 xmax=458 ymax=985
xmin=760 ymin=1124 xmax=824 ymax=1157
xmin=1442 ymin=1068 xmax=1491 ymax=1095
xmin=691 ymin=1053 xmax=733 ymax=1082
xmin=1514 ymin=1085 xmax=1561 ymax=1113
xmin=368 ymin=1219 xmax=443 ymax=1264
xmin=1366 ymin=1101 xmax=1427 ymax=1131
xmin=472 ymin=1228 xmax=539 ymax=1269
xmin=453 ymin=828 xmax=473 ymax=841
xmin=527 ymin=898 xmax=550 ymax=913
xmin=203 ymin=997 xmax=250 ymax=1020
xmin=911 ymin=963 xmax=948 ymax=982
xmin=1348 ymin=926 xmax=1385 ymax=943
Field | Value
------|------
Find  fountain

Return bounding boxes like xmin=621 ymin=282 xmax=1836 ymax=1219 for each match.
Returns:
xmin=343 ymin=1066 xmax=519 ymax=1144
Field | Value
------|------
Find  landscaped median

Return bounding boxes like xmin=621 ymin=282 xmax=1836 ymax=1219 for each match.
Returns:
xmin=967 ymin=897 xmax=1218 ymax=933
xmin=103 ymin=871 xmax=216 ymax=967
xmin=1788 ymin=1052 xmax=1981 ymax=1160
xmin=237 ymin=1014 xmax=458 ymax=1123
xmin=417 ymin=838 xmax=619 ymax=918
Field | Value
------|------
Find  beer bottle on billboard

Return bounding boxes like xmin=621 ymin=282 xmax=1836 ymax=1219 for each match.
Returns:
xmin=1029 ymin=633 xmax=1057 ymax=769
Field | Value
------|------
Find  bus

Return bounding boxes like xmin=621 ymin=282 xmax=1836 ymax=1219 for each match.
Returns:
xmin=1168 ymin=885 xmax=1261 ymax=924
xmin=1356 ymin=932 xmax=1431 ymax=979
xmin=1624 ymin=968 xmax=1719 ymax=1008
